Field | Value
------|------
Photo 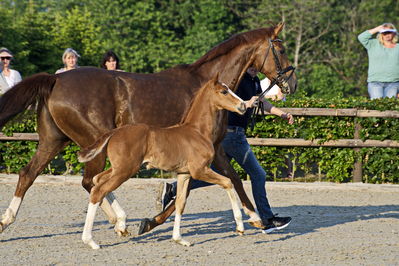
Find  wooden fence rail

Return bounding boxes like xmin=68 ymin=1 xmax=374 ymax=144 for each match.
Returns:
xmin=247 ymin=138 xmax=399 ymax=148
xmin=1 ymin=108 xmax=398 ymax=182
xmin=278 ymin=108 xmax=399 ymax=118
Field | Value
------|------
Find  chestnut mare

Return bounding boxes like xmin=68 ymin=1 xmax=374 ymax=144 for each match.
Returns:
xmin=78 ymin=77 xmax=248 ymax=249
xmin=0 ymin=23 xmax=296 ymax=235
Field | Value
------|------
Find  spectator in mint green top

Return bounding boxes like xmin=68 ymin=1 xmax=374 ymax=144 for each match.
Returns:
xmin=358 ymin=23 xmax=399 ymax=99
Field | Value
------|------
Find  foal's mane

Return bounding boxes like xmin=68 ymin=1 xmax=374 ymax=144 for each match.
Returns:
xmin=178 ymin=79 xmax=215 ymax=125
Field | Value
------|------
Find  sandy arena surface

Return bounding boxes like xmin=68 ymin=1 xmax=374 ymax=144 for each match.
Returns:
xmin=0 ymin=174 xmax=398 ymax=265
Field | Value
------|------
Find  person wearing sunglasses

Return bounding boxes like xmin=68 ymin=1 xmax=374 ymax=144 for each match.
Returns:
xmin=358 ymin=23 xmax=399 ymax=99
xmin=0 ymin=47 xmax=22 ymax=95
xmin=55 ymin=48 xmax=80 ymax=74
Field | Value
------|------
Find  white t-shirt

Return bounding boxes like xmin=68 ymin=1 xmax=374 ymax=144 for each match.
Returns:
xmin=260 ymin=78 xmax=280 ymax=95
xmin=4 ymin=69 xmax=22 ymax=87
xmin=260 ymin=78 xmax=285 ymax=101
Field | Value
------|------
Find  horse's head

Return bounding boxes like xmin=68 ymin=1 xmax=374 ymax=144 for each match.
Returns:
xmin=252 ymin=22 xmax=297 ymax=95
xmin=208 ymin=74 xmax=246 ymax=115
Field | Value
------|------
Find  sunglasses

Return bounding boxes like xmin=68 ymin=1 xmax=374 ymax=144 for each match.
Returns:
xmin=0 ymin=56 xmax=12 ymax=61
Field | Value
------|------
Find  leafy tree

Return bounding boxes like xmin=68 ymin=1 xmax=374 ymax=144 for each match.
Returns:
xmin=13 ymin=1 xmax=58 ymax=75
xmin=177 ymin=0 xmax=239 ymax=64
xmin=51 ymin=6 xmax=102 ymax=68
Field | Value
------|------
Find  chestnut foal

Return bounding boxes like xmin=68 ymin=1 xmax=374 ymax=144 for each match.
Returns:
xmin=78 ymin=76 xmax=249 ymax=249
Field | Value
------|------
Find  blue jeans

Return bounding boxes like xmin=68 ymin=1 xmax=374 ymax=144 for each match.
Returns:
xmin=170 ymin=126 xmax=274 ymax=220
xmin=368 ymin=82 xmax=399 ymax=99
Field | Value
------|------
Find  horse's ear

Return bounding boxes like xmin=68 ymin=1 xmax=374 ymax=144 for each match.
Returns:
xmin=272 ymin=22 xmax=285 ymax=38
xmin=213 ymin=73 xmax=220 ymax=85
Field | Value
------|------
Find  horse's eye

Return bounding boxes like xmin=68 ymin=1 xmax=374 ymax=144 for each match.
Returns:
xmin=221 ymin=89 xmax=229 ymax=95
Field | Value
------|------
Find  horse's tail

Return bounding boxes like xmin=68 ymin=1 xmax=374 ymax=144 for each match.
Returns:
xmin=78 ymin=130 xmax=116 ymax=163
xmin=0 ymin=72 xmax=57 ymax=129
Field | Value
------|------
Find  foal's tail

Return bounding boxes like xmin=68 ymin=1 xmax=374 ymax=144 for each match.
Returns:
xmin=78 ymin=130 xmax=116 ymax=163
xmin=0 ymin=73 xmax=57 ymax=129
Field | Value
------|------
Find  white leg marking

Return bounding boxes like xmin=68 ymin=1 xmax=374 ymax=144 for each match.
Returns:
xmin=100 ymin=194 xmax=118 ymax=225
xmin=226 ymin=189 xmax=244 ymax=234
xmin=109 ymin=194 xmax=128 ymax=236
xmin=247 ymin=210 xmax=262 ymax=223
xmin=172 ymin=213 xmax=190 ymax=246
xmin=244 ymin=206 xmax=264 ymax=229
xmin=172 ymin=213 xmax=182 ymax=241
xmin=1 ymin=197 xmax=22 ymax=232
xmin=172 ymin=174 xmax=191 ymax=247
xmin=82 ymin=202 xmax=101 ymax=250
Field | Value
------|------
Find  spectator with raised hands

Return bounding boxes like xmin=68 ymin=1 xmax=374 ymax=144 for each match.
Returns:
xmin=358 ymin=23 xmax=399 ymax=99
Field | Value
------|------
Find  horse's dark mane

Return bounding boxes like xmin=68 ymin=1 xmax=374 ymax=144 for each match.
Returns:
xmin=155 ymin=27 xmax=275 ymax=75
xmin=190 ymin=27 xmax=274 ymax=69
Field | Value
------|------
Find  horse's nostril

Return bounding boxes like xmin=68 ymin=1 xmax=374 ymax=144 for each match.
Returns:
xmin=239 ymin=102 xmax=247 ymax=113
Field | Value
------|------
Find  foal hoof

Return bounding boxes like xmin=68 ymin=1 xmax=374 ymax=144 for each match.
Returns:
xmin=83 ymin=239 xmax=101 ymax=250
xmin=138 ymin=218 xmax=152 ymax=235
xmin=248 ymin=220 xmax=264 ymax=229
xmin=117 ymin=229 xmax=130 ymax=237
xmin=0 ymin=222 xmax=4 ymax=233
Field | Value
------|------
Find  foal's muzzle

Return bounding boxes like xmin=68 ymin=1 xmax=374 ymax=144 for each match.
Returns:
xmin=237 ymin=102 xmax=247 ymax=114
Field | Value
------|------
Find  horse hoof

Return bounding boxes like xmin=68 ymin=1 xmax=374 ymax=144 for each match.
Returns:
xmin=0 ymin=222 xmax=3 ymax=233
xmin=138 ymin=218 xmax=151 ymax=235
xmin=174 ymin=238 xmax=191 ymax=247
xmin=236 ymin=229 xmax=244 ymax=236
xmin=248 ymin=220 xmax=264 ymax=229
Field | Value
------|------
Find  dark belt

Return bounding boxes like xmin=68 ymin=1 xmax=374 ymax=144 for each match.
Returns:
xmin=226 ymin=126 xmax=245 ymax=133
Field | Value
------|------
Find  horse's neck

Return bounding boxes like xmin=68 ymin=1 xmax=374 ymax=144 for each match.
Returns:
xmin=194 ymin=45 xmax=257 ymax=90
xmin=183 ymin=90 xmax=217 ymax=139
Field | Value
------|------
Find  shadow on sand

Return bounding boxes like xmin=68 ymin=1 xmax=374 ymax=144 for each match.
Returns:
xmin=1 ymin=204 xmax=398 ymax=246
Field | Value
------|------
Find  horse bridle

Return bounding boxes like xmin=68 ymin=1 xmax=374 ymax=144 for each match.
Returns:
xmin=257 ymin=38 xmax=296 ymax=99
xmin=249 ymin=38 xmax=296 ymax=130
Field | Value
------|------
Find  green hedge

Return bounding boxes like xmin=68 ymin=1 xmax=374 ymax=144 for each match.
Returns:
xmin=244 ymin=96 xmax=399 ymax=183
xmin=0 ymin=97 xmax=398 ymax=183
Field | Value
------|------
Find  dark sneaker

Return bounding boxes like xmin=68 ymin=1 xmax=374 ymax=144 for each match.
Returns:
xmin=262 ymin=215 xmax=292 ymax=234
xmin=156 ymin=182 xmax=175 ymax=212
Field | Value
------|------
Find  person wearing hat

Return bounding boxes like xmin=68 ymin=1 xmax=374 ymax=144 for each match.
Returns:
xmin=0 ymin=47 xmax=22 ymax=95
xmin=358 ymin=23 xmax=399 ymax=99
xmin=55 ymin=48 xmax=80 ymax=74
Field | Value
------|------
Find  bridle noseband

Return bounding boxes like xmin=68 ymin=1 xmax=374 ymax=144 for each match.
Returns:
xmin=258 ymin=38 xmax=296 ymax=99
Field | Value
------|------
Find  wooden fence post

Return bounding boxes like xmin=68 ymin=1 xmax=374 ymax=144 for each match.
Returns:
xmin=353 ymin=121 xmax=363 ymax=182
